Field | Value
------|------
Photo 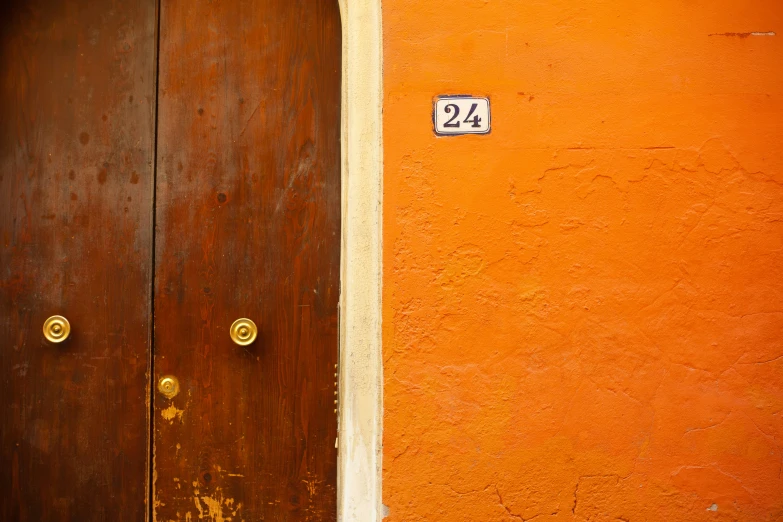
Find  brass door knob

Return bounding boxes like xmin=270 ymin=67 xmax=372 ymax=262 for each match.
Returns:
xmin=157 ymin=375 xmax=180 ymax=399
xmin=43 ymin=315 xmax=71 ymax=343
xmin=230 ymin=318 xmax=257 ymax=346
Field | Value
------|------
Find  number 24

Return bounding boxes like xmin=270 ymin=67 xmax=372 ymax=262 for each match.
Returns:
xmin=443 ymin=103 xmax=482 ymax=128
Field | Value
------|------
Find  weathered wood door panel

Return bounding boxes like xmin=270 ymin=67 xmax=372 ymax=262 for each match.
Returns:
xmin=2 ymin=1 xmax=340 ymax=519
xmin=152 ymin=1 xmax=341 ymax=520
xmin=0 ymin=1 xmax=157 ymax=520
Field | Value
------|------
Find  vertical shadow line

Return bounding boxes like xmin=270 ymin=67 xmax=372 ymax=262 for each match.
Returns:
xmin=148 ymin=0 xmax=162 ymax=519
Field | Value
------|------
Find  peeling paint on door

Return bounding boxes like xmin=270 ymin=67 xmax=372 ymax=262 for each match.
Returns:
xmin=161 ymin=404 xmax=184 ymax=423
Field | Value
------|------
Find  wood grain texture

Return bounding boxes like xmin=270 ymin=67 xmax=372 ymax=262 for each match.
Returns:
xmin=153 ymin=1 xmax=341 ymax=520
xmin=0 ymin=1 xmax=156 ymax=520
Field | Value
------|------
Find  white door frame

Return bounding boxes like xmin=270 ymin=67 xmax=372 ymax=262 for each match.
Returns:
xmin=337 ymin=1 xmax=384 ymax=521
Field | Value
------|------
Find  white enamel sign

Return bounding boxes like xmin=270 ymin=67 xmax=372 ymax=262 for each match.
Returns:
xmin=433 ymin=96 xmax=490 ymax=136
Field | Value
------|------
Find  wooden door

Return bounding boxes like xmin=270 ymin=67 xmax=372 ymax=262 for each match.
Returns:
xmin=0 ymin=1 xmax=157 ymax=520
xmin=1 ymin=0 xmax=341 ymax=520
xmin=153 ymin=0 xmax=341 ymax=520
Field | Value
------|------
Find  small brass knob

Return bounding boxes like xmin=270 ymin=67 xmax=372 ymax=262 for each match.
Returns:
xmin=158 ymin=375 xmax=180 ymax=399
xmin=43 ymin=315 xmax=71 ymax=343
xmin=230 ymin=318 xmax=257 ymax=346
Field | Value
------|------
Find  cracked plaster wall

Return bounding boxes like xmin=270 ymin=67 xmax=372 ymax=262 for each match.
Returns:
xmin=382 ymin=0 xmax=783 ymax=520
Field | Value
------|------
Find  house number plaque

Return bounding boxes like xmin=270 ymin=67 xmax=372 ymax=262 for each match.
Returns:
xmin=433 ymin=95 xmax=491 ymax=136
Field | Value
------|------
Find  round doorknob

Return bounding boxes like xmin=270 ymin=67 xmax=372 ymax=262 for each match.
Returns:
xmin=157 ymin=375 xmax=180 ymax=399
xmin=230 ymin=318 xmax=257 ymax=346
xmin=43 ymin=315 xmax=71 ymax=343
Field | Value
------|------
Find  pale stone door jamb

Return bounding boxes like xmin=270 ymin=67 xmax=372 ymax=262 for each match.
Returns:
xmin=337 ymin=1 xmax=383 ymax=521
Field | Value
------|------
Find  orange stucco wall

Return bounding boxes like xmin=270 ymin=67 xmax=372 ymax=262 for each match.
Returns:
xmin=382 ymin=1 xmax=783 ymax=520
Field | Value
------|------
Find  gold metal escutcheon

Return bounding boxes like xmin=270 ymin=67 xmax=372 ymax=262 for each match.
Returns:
xmin=43 ymin=315 xmax=71 ymax=343
xmin=230 ymin=318 xmax=258 ymax=346
xmin=157 ymin=375 xmax=180 ymax=399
